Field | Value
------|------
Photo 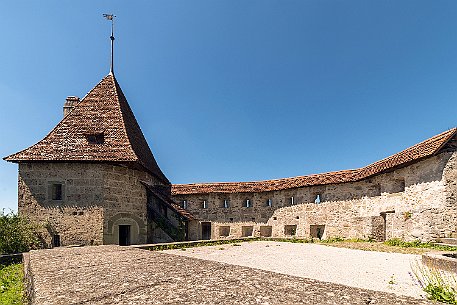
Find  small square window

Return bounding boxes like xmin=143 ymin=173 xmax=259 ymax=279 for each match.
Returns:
xmin=52 ymin=184 xmax=63 ymax=201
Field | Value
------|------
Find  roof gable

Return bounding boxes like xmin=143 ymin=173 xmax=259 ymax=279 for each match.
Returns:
xmin=4 ymin=74 xmax=169 ymax=184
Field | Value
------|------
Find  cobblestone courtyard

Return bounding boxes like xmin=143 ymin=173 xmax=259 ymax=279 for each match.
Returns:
xmin=26 ymin=243 xmax=433 ymax=304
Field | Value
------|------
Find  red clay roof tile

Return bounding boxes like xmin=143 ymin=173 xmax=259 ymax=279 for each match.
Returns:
xmin=171 ymin=128 xmax=457 ymax=195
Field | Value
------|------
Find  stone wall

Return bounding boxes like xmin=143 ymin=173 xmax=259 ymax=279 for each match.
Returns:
xmin=173 ymin=152 xmax=457 ymax=242
xmin=18 ymin=162 xmax=162 ymax=246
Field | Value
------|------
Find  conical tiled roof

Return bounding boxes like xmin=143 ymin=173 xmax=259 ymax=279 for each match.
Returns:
xmin=4 ymin=74 xmax=169 ymax=184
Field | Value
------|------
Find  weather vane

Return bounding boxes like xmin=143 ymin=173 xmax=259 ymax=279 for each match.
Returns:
xmin=103 ymin=14 xmax=116 ymax=74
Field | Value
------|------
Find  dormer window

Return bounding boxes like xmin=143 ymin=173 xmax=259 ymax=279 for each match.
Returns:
xmin=86 ymin=133 xmax=104 ymax=144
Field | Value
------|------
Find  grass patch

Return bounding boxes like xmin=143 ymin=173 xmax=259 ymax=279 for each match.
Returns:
xmin=384 ymin=238 xmax=457 ymax=252
xmin=0 ymin=264 xmax=24 ymax=305
xmin=141 ymin=236 xmax=457 ymax=255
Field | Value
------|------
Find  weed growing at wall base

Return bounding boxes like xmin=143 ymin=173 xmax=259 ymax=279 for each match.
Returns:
xmin=412 ymin=261 xmax=457 ymax=304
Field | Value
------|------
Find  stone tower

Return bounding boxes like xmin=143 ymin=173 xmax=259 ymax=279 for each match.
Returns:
xmin=4 ymin=73 xmax=193 ymax=247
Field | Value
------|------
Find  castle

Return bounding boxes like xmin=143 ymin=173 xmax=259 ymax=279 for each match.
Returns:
xmin=4 ymin=70 xmax=457 ymax=246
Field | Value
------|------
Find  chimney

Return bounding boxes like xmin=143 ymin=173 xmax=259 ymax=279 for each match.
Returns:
xmin=63 ymin=96 xmax=80 ymax=117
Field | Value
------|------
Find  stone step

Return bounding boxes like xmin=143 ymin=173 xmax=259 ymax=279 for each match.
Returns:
xmin=433 ymin=243 xmax=457 ymax=248
xmin=436 ymin=238 xmax=457 ymax=245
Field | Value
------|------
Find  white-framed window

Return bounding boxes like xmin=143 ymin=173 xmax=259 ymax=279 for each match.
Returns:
xmin=290 ymin=196 xmax=295 ymax=205
xmin=202 ymin=200 xmax=208 ymax=209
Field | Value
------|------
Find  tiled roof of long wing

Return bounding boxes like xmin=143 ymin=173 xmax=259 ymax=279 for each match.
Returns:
xmin=171 ymin=128 xmax=457 ymax=195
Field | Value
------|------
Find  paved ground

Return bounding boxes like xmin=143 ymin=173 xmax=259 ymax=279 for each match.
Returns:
xmin=27 ymin=244 xmax=433 ymax=304
xmin=165 ymin=241 xmax=424 ymax=298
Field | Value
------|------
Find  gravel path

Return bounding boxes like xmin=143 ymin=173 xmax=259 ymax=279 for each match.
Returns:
xmin=26 ymin=245 xmax=433 ymax=304
xmin=165 ymin=241 xmax=425 ymax=299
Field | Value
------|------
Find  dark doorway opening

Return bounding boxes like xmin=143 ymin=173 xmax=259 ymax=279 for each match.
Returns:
xmin=119 ymin=225 xmax=131 ymax=246
xmin=52 ymin=234 xmax=61 ymax=247
xmin=310 ymin=225 xmax=325 ymax=240
xmin=201 ymin=222 xmax=211 ymax=240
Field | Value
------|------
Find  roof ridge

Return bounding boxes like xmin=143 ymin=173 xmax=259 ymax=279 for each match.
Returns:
xmin=109 ymin=74 xmax=138 ymax=162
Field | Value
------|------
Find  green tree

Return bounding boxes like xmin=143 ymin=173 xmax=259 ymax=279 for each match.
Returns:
xmin=0 ymin=210 xmax=42 ymax=254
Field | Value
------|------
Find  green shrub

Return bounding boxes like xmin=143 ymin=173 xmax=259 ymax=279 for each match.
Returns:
xmin=0 ymin=264 xmax=24 ymax=304
xmin=0 ymin=211 xmax=42 ymax=254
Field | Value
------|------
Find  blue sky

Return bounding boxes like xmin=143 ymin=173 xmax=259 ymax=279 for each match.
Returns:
xmin=1 ymin=1 xmax=457 ymax=212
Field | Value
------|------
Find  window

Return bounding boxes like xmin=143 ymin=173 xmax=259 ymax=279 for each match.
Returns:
xmin=85 ymin=133 xmax=104 ymax=144
xmin=202 ymin=200 xmax=208 ymax=209
xmin=219 ymin=226 xmax=230 ymax=237
xmin=260 ymin=226 xmax=272 ymax=237
xmin=243 ymin=199 xmax=252 ymax=208
xmin=290 ymin=197 xmax=295 ymax=205
xmin=52 ymin=183 xmax=63 ymax=201
xmin=223 ymin=199 xmax=229 ymax=208
xmin=266 ymin=198 xmax=272 ymax=207
xmin=181 ymin=200 xmax=188 ymax=209
xmin=284 ymin=225 xmax=297 ymax=236
xmin=314 ymin=194 xmax=321 ymax=204
xmin=242 ymin=226 xmax=253 ymax=237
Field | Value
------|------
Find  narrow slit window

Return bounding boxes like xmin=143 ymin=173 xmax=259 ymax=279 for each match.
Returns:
xmin=266 ymin=198 xmax=272 ymax=207
xmin=202 ymin=200 xmax=208 ymax=209
xmin=182 ymin=200 xmax=188 ymax=209
xmin=290 ymin=197 xmax=295 ymax=205
xmin=244 ymin=199 xmax=251 ymax=208
xmin=223 ymin=199 xmax=229 ymax=208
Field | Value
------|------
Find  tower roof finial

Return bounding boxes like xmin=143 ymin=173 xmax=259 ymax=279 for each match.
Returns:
xmin=103 ymin=14 xmax=116 ymax=75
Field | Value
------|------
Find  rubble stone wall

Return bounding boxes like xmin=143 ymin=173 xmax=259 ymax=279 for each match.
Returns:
xmin=173 ymin=152 xmax=457 ymax=242
xmin=17 ymin=163 xmax=160 ymax=246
